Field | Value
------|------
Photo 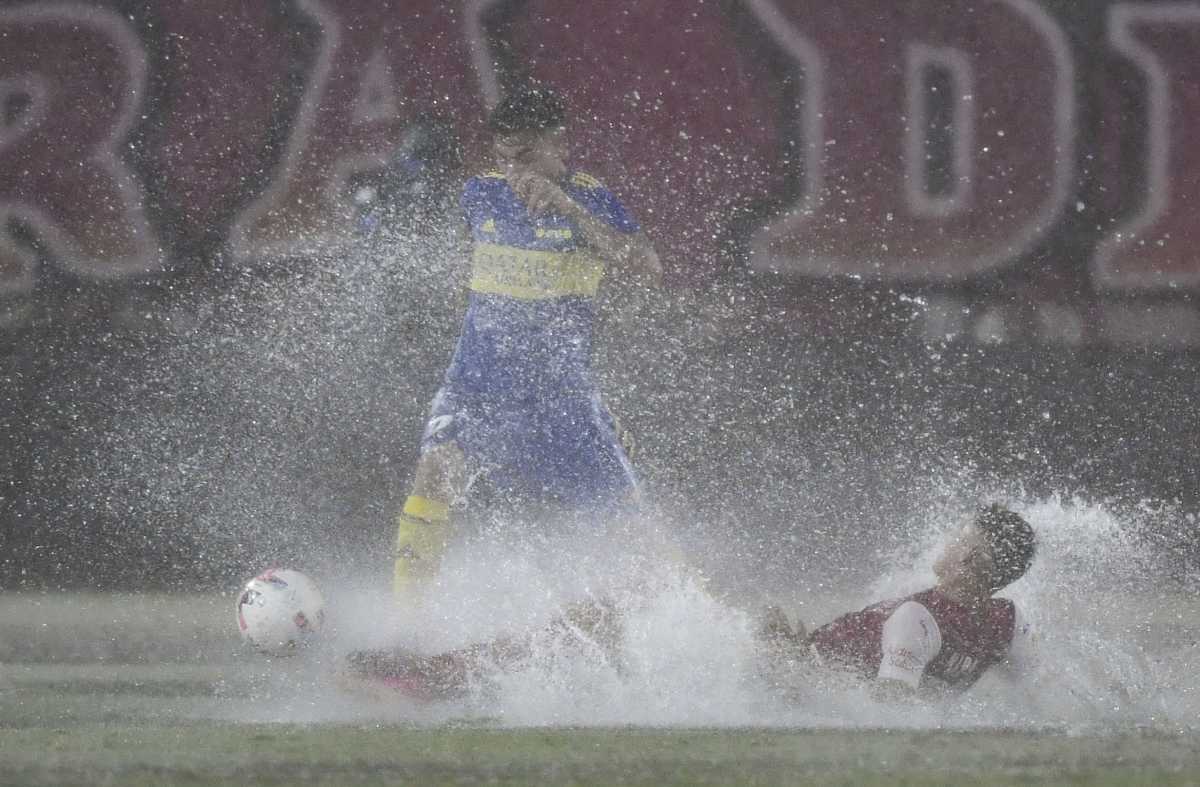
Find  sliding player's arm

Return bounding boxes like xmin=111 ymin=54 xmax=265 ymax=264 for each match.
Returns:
xmin=755 ymin=605 xmax=810 ymax=659
xmin=989 ymin=605 xmax=1043 ymax=705
xmin=873 ymin=601 xmax=942 ymax=700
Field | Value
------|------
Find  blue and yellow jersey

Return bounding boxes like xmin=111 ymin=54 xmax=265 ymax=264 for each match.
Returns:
xmin=443 ymin=170 xmax=639 ymax=400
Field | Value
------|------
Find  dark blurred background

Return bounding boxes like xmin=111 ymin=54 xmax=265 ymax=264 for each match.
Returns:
xmin=1 ymin=0 xmax=1197 ymax=591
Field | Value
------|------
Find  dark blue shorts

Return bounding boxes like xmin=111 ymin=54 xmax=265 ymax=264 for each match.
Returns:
xmin=421 ymin=386 xmax=637 ymax=508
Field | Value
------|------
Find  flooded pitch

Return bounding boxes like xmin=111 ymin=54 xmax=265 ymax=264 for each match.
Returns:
xmin=2 ymin=499 xmax=1198 ymax=785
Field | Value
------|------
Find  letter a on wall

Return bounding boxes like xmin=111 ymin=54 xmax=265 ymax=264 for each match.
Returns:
xmin=230 ymin=0 xmax=483 ymax=265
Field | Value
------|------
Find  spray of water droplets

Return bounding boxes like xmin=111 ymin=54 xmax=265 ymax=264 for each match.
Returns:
xmin=207 ymin=496 xmax=1197 ymax=732
xmin=62 ymin=219 xmax=1193 ymax=730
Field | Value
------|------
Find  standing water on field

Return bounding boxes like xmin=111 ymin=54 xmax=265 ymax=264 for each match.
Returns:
xmin=216 ymin=495 xmax=1198 ymax=732
xmin=57 ymin=203 xmax=1194 ymax=732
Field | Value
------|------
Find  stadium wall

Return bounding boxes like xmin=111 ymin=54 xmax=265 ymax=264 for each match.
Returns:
xmin=1 ymin=1 xmax=1197 ymax=589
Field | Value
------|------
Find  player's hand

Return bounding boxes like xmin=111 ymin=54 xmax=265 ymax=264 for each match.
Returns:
xmin=511 ymin=172 xmax=575 ymax=216
xmin=756 ymin=606 xmax=808 ymax=653
xmin=870 ymin=677 xmax=920 ymax=703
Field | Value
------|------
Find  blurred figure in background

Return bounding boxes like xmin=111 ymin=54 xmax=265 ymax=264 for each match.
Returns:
xmin=390 ymin=86 xmax=662 ymax=600
xmin=352 ymin=118 xmax=462 ymax=241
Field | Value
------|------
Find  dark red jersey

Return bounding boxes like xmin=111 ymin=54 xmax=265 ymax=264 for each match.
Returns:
xmin=807 ymin=588 xmax=1018 ymax=691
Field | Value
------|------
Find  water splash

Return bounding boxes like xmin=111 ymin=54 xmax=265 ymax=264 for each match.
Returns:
xmin=218 ymin=496 xmax=1196 ymax=731
xmin=58 ymin=208 xmax=1192 ymax=730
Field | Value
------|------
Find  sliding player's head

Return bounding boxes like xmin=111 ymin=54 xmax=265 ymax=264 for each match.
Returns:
xmin=934 ymin=504 xmax=1036 ymax=594
xmin=488 ymin=86 xmax=568 ymax=180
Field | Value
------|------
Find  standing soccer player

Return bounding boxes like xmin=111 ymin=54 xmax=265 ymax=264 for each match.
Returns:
xmin=392 ymin=87 xmax=662 ymax=598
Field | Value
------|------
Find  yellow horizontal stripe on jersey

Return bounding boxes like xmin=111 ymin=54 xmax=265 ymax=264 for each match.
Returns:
xmin=470 ymin=243 xmax=605 ymax=299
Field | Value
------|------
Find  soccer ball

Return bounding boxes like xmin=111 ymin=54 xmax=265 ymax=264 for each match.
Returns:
xmin=236 ymin=568 xmax=325 ymax=655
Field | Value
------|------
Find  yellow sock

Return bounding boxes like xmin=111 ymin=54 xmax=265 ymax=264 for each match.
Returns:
xmin=393 ymin=495 xmax=450 ymax=599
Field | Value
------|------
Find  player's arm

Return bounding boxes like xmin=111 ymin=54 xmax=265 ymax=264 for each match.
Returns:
xmin=511 ymin=173 xmax=662 ymax=286
xmin=568 ymin=210 xmax=661 ymax=286
xmin=873 ymin=601 xmax=942 ymax=699
xmin=992 ymin=604 xmax=1041 ymax=693
xmin=755 ymin=605 xmax=810 ymax=662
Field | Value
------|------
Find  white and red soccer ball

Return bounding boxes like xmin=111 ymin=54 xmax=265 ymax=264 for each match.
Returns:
xmin=236 ymin=568 xmax=325 ymax=655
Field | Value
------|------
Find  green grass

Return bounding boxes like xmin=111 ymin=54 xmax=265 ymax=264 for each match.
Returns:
xmin=3 ymin=593 xmax=1200 ymax=786
xmin=2 ymin=724 xmax=1199 ymax=786
xmin=3 ymin=664 xmax=1200 ymax=787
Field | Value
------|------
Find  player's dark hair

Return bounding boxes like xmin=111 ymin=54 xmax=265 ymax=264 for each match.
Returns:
xmin=975 ymin=504 xmax=1036 ymax=591
xmin=487 ymin=86 xmax=566 ymax=137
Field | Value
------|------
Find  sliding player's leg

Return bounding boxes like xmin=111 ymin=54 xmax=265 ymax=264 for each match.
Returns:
xmin=343 ymin=598 xmax=625 ymax=702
